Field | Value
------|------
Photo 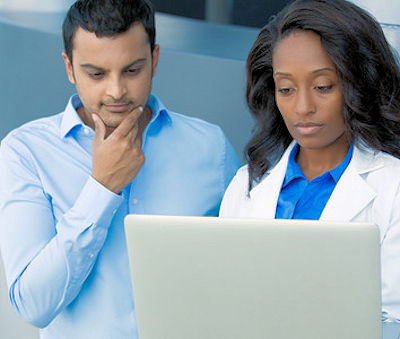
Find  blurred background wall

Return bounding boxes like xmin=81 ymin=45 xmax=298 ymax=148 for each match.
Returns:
xmin=1 ymin=0 xmax=399 ymax=25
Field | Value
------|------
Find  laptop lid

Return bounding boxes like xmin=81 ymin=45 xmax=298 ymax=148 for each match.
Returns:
xmin=124 ymin=215 xmax=381 ymax=339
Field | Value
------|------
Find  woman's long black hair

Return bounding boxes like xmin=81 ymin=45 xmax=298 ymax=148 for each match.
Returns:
xmin=246 ymin=0 xmax=400 ymax=190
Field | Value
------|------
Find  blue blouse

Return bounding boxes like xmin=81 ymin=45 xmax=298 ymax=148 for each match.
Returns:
xmin=275 ymin=143 xmax=353 ymax=220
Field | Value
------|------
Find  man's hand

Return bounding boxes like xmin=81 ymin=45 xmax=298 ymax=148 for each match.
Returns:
xmin=91 ymin=107 xmax=145 ymax=194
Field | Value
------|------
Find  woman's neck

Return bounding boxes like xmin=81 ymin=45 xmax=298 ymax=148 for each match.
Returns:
xmin=296 ymin=135 xmax=351 ymax=182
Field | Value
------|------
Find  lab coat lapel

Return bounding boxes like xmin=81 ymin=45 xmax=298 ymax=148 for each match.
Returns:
xmin=320 ymin=145 xmax=381 ymax=221
xmin=249 ymin=143 xmax=295 ymax=218
xmin=248 ymin=162 xmax=285 ymax=218
xmin=320 ymin=165 xmax=375 ymax=221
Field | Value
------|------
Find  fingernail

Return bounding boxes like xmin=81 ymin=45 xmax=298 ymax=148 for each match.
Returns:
xmin=92 ymin=114 xmax=97 ymax=122
xmin=138 ymin=106 xmax=143 ymax=112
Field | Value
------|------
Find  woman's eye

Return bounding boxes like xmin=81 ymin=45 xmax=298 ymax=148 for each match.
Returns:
xmin=315 ymin=85 xmax=333 ymax=92
xmin=277 ymin=88 xmax=293 ymax=95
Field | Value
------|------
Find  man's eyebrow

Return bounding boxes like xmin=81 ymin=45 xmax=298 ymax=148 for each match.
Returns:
xmin=79 ymin=58 xmax=147 ymax=71
xmin=80 ymin=63 xmax=104 ymax=71
xmin=123 ymin=58 xmax=147 ymax=70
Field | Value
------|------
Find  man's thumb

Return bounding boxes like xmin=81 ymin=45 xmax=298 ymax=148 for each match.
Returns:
xmin=92 ymin=114 xmax=106 ymax=146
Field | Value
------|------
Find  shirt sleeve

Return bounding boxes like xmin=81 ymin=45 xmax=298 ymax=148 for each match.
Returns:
xmin=0 ymin=138 xmax=124 ymax=328
xmin=221 ymin=131 xmax=241 ymax=191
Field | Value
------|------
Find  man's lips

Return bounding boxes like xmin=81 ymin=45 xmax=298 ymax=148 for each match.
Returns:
xmin=294 ymin=122 xmax=323 ymax=136
xmin=103 ymin=103 xmax=133 ymax=113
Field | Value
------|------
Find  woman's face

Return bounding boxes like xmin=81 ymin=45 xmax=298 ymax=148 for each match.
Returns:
xmin=272 ymin=30 xmax=346 ymax=152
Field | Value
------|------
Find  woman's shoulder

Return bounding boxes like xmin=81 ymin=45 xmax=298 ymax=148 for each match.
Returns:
xmin=360 ymin=147 xmax=400 ymax=171
xmin=226 ymin=165 xmax=250 ymax=195
xmin=374 ymin=151 xmax=400 ymax=182
xmin=235 ymin=164 xmax=250 ymax=179
xmin=379 ymin=151 xmax=400 ymax=167
xmin=354 ymin=146 xmax=400 ymax=189
xmin=219 ymin=165 xmax=250 ymax=216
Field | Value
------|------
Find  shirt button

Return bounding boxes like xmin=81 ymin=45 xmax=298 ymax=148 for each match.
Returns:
xmin=83 ymin=127 xmax=90 ymax=135
xmin=89 ymin=253 xmax=95 ymax=259
xmin=133 ymin=199 xmax=138 ymax=205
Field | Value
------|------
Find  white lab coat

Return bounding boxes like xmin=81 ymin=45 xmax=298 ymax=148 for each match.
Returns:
xmin=220 ymin=141 xmax=400 ymax=322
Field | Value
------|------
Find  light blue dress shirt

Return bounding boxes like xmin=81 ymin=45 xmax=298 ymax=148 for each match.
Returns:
xmin=0 ymin=94 xmax=240 ymax=338
xmin=275 ymin=143 xmax=353 ymax=220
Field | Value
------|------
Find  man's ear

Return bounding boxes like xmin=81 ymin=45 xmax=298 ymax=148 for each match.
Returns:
xmin=62 ymin=52 xmax=76 ymax=85
xmin=151 ymin=44 xmax=160 ymax=78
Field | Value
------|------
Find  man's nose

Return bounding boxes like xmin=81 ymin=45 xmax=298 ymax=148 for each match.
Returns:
xmin=105 ymin=75 xmax=127 ymax=100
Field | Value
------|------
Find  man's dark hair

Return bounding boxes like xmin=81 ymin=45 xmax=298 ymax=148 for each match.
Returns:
xmin=62 ymin=0 xmax=155 ymax=62
xmin=245 ymin=0 xmax=400 ymax=191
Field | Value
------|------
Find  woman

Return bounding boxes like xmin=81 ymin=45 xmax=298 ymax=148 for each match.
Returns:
xmin=220 ymin=0 xmax=400 ymax=327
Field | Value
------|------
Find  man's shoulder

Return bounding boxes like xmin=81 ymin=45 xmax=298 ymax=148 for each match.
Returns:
xmin=167 ymin=110 xmax=224 ymax=139
xmin=3 ymin=113 xmax=63 ymax=146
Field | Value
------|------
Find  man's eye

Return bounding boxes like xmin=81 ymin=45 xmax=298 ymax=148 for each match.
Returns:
xmin=126 ymin=68 xmax=140 ymax=75
xmin=88 ymin=72 xmax=104 ymax=79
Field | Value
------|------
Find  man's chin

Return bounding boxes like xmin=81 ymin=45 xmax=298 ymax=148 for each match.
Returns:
xmin=103 ymin=117 xmax=124 ymax=129
xmin=102 ymin=124 xmax=120 ymax=138
xmin=104 ymin=124 xmax=118 ymax=129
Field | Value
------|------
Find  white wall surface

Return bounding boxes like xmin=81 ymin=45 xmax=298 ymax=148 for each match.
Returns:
xmin=0 ymin=0 xmax=75 ymax=12
xmin=351 ymin=0 xmax=400 ymax=24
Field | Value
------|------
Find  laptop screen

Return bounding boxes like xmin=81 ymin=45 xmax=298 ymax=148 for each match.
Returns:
xmin=125 ymin=215 xmax=381 ymax=339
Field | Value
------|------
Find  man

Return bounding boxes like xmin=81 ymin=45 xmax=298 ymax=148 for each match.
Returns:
xmin=0 ymin=0 xmax=240 ymax=337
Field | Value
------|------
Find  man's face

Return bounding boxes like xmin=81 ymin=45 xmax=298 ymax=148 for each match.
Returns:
xmin=62 ymin=23 xmax=159 ymax=135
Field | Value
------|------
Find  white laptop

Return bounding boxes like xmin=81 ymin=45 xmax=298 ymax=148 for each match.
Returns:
xmin=124 ymin=215 xmax=382 ymax=339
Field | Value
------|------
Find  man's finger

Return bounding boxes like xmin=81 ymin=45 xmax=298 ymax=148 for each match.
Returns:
xmin=125 ymin=122 xmax=140 ymax=144
xmin=92 ymin=114 xmax=106 ymax=147
xmin=111 ymin=106 xmax=143 ymax=139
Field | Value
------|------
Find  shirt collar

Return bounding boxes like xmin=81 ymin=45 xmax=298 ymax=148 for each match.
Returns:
xmin=146 ymin=93 xmax=171 ymax=126
xmin=282 ymin=143 xmax=304 ymax=188
xmin=60 ymin=93 xmax=171 ymax=139
xmin=60 ymin=94 xmax=85 ymax=138
xmin=329 ymin=142 xmax=353 ymax=183
xmin=283 ymin=142 xmax=354 ymax=187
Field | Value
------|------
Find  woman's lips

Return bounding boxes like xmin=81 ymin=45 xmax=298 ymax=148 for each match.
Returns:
xmin=294 ymin=122 xmax=323 ymax=136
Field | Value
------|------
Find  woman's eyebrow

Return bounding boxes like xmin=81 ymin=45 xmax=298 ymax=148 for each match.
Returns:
xmin=312 ymin=67 xmax=335 ymax=74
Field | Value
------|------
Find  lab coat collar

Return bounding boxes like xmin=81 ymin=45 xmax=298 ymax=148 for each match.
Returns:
xmin=321 ymin=144 xmax=383 ymax=221
xmin=248 ymin=141 xmax=295 ymax=218
xmin=248 ymin=141 xmax=384 ymax=221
